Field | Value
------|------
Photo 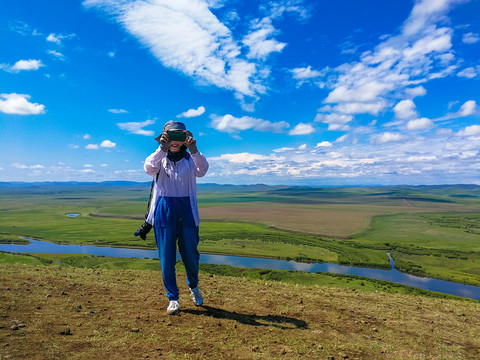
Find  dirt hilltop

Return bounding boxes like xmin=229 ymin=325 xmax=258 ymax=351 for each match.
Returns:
xmin=1 ymin=264 xmax=479 ymax=359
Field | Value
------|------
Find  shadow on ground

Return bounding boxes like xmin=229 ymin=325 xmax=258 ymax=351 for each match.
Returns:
xmin=182 ymin=305 xmax=308 ymax=329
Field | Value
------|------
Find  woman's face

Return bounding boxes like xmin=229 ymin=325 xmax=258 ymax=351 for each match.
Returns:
xmin=169 ymin=141 xmax=184 ymax=153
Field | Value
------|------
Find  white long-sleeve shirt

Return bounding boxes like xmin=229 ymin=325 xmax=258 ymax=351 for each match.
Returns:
xmin=144 ymin=146 xmax=209 ymax=227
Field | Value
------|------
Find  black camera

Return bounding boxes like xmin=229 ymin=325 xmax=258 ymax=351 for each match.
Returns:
xmin=167 ymin=130 xmax=187 ymax=142
xmin=134 ymin=221 xmax=152 ymax=240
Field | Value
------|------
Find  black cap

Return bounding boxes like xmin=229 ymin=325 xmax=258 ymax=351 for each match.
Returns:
xmin=163 ymin=121 xmax=186 ymax=131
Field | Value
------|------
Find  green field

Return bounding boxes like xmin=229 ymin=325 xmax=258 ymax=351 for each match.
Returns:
xmin=1 ymin=182 xmax=480 ymax=286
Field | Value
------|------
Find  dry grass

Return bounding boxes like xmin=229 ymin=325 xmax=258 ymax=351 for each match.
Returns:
xmin=1 ymin=264 xmax=479 ymax=359
xmin=199 ymin=204 xmax=377 ymax=237
xmin=198 ymin=200 xmax=473 ymax=237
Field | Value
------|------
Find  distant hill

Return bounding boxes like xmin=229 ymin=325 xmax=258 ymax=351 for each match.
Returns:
xmin=0 ymin=181 xmax=478 ymax=196
xmin=0 ymin=181 xmax=150 ymax=188
xmin=197 ymin=183 xmax=289 ymax=193
xmin=0 ymin=181 xmax=291 ymax=196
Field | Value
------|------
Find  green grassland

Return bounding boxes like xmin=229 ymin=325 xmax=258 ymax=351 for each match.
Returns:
xmin=0 ymin=252 xmax=468 ymax=301
xmin=1 ymin=183 xmax=480 ymax=286
xmin=0 ymin=233 xmax=30 ymax=244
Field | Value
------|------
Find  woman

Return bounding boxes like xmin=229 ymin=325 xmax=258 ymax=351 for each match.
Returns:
xmin=144 ymin=120 xmax=209 ymax=315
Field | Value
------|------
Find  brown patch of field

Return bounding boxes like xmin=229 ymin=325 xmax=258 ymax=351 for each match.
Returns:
xmin=200 ymin=205 xmax=378 ymax=237
xmin=1 ymin=264 xmax=479 ymax=359
xmin=199 ymin=199 xmax=475 ymax=237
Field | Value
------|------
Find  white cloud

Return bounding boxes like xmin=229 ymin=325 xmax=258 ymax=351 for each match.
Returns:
xmin=447 ymin=100 xmax=459 ymax=110
xmin=113 ymin=169 xmax=144 ymax=177
xmin=205 ymin=0 xmax=226 ymax=9
xmin=12 ymin=163 xmax=44 ymax=169
xmin=84 ymin=0 xmax=269 ymax=100
xmin=458 ymin=100 xmax=476 ymax=116
xmin=333 ymin=101 xmax=385 ymax=115
xmin=394 ymin=99 xmax=418 ymax=120
xmin=211 ymin=114 xmax=289 ymax=133
xmin=1 ymin=59 xmax=45 ymax=72
xmin=85 ymin=140 xmax=118 ymax=150
xmin=462 ymin=32 xmax=480 ymax=44
xmin=13 ymin=59 xmax=44 ymax=71
xmin=291 ymin=65 xmax=322 ymax=80
xmin=457 ymin=125 xmax=480 ymax=137
xmin=407 ymin=117 xmax=433 ymax=131
xmin=435 ymin=128 xmax=453 ymax=136
xmin=402 ymin=27 xmax=452 ymax=60
xmin=214 ymin=152 xmax=271 ymax=163
xmin=0 ymin=93 xmax=46 ymax=115
xmin=46 ymin=32 xmax=76 ymax=44
xmin=316 ymin=141 xmax=332 ymax=148
xmin=84 ymin=164 xmax=93 ymax=168
xmin=370 ymin=132 xmax=405 ymax=144
xmin=399 ymin=155 xmax=438 ymax=163
xmin=456 ymin=151 xmax=477 ymax=159
xmin=314 ymin=113 xmax=352 ymax=131
xmin=109 ymin=108 xmax=128 ymax=114
xmin=401 ymin=0 xmax=454 ymax=37
xmin=117 ymin=120 xmax=155 ymax=136
xmin=8 ymin=20 xmax=41 ymax=37
xmin=267 ymin=0 xmax=311 ymax=21
xmin=314 ymin=0 xmax=461 ymax=132
xmin=47 ymin=33 xmax=61 ymax=44
xmin=405 ymin=86 xmax=427 ymax=97
xmin=177 ymin=106 xmax=206 ymax=118
xmin=457 ymin=67 xmax=479 ymax=79
xmin=435 ymin=100 xmax=477 ymax=121
xmin=273 ymin=147 xmax=294 ymax=153
xmin=83 ymin=134 xmax=91 ymax=139
xmin=47 ymin=50 xmax=66 ymax=60
xmin=288 ymin=123 xmax=314 ymax=135
xmin=100 ymin=140 xmax=116 ymax=148
xmin=242 ymin=17 xmax=286 ymax=60
xmin=12 ymin=163 xmax=28 ymax=169
xmin=205 ymin=126 xmax=480 ymax=184
xmin=323 ymin=80 xmax=393 ymax=104
xmin=335 ymin=134 xmax=348 ymax=143
xmin=234 ymin=167 xmax=274 ymax=176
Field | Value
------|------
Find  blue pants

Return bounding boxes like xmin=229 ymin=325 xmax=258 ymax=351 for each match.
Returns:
xmin=153 ymin=197 xmax=200 ymax=301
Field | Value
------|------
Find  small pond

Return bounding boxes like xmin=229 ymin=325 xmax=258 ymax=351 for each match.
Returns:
xmin=66 ymin=213 xmax=80 ymax=217
xmin=1 ymin=239 xmax=479 ymax=301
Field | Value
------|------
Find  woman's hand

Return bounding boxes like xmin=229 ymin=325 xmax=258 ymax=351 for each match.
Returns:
xmin=155 ymin=131 xmax=171 ymax=152
xmin=185 ymin=131 xmax=198 ymax=154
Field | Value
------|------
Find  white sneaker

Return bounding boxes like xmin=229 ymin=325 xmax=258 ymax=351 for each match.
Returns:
xmin=189 ymin=287 xmax=203 ymax=306
xmin=166 ymin=300 xmax=180 ymax=315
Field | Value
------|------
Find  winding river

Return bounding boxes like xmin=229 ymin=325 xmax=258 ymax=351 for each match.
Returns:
xmin=1 ymin=239 xmax=479 ymax=301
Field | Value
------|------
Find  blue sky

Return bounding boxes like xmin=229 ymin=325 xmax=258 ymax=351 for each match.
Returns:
xmin=1 ymin=0 xmax=479 ymax=185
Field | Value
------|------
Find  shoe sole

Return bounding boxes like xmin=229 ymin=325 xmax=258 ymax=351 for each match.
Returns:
xmin=190 ymin=290 xmax=203 ymax=306
xmin=166 ymin=308 xmax=179 ymax=315
xmin=191 ymin=296 xmax=203 ymax=306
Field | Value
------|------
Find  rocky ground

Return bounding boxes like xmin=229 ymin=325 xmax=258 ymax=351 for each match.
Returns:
xmin=1 ymin=264 xmax=479 ymax=359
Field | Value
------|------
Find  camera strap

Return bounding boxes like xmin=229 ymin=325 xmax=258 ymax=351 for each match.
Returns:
xmin=145 ymin=172 xmax=159 ymax=216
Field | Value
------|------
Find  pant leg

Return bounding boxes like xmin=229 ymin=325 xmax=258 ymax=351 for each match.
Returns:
xmin=153 ymin=197 xmax=179 ymax=301
xmin=177 ymin=197 xmax=200 ymax=290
